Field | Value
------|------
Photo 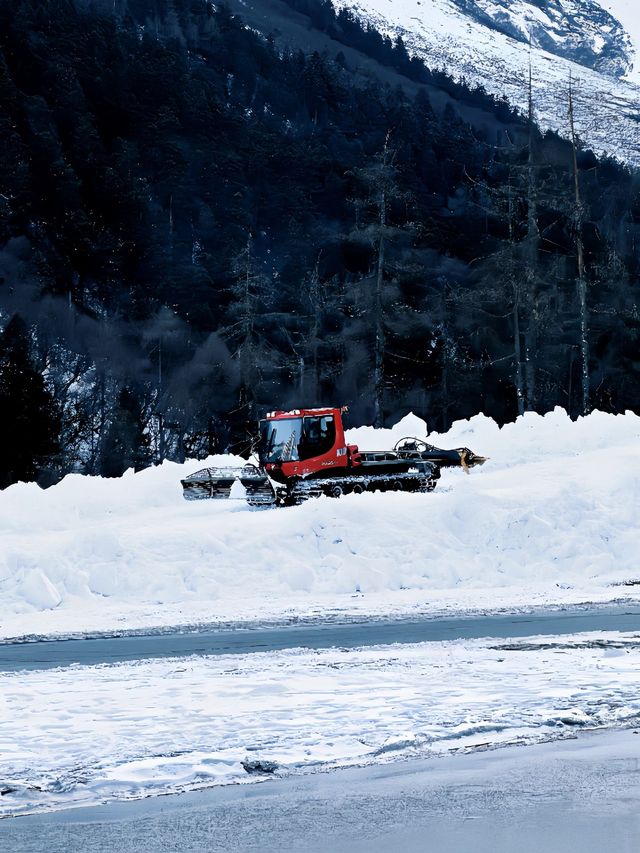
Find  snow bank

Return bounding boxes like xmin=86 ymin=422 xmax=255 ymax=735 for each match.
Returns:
xmin=1 ymin=409 xmax=639 ymax=638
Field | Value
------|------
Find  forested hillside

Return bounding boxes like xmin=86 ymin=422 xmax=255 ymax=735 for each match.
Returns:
xmin=1 ymin=0 xmax=638 ymax=487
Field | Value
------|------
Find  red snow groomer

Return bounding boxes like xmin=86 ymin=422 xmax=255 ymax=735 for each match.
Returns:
xmin=181 ymin=406 xmax=486 ymax=506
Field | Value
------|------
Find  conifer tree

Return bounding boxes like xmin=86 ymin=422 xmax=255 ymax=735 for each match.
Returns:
xmin=100 ymin=387 xmax=151 ymax=478
xmin=0 ymin=315 xmax=60 ymax=488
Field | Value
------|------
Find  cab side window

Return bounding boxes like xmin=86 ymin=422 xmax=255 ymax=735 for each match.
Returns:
xmin=299 ymin=416 xmax=335 ymax=460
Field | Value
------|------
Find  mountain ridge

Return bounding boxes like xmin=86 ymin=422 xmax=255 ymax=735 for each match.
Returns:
xmin=332 ymin=0 xmax=640 ymax=165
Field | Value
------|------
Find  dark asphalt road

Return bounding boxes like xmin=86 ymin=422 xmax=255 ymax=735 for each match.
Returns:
xmin=1 ymin=605 xmax=638 ymax=672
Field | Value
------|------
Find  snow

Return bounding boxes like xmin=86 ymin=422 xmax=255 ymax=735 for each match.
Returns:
xmin=600 ymin=1 xmax=640 ymax=82
xmin=1 ymin=408 xmax=639 ymax=640
xmin=2 ymin=409 xmax=638 ymax=815
xmin=2 ymin=630 xmax=640 ymax=815
xmin=333 ymin=0 xmax=640 ymax=165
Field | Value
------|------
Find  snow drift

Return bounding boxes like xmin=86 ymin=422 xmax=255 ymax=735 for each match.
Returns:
xmin=1 ymin=409 xmax=639 ymax=639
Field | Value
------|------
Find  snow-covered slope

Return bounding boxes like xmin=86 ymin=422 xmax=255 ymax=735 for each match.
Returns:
xmin=1 ymin=409 xmax=639 ymax=639
xmin=333 ymin=0 xmax=640 ymax=165
xmin=447 ymin=1 xmax=636 ymax=78
xmin=600 ymin=0 xmax=640 ymax=82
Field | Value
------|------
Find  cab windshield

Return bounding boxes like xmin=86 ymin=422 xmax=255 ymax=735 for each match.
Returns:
xmin=259 ymin=415 xmax=336 ymax=463
xmin=259 ymin=418 xmax=302 ymax=463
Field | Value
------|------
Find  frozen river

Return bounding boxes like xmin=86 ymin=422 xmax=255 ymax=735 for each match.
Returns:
xmin=2 ymin=604 xmax=639 ymax=672
xmin=2 ymin=729 xmax=639 ymax=853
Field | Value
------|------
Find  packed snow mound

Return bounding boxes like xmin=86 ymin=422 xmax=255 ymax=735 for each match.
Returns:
xmin=0 ymin=409 xmax=638 ymax=638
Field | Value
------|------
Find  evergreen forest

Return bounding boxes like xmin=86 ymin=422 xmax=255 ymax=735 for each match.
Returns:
xmin=1 ymin=0 xmax=639 ymax=487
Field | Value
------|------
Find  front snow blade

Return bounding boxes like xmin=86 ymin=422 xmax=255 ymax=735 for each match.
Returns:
xmin=181 ymin=466 xmax=245 ymax=500
xmin=239 ymin=464 xmax=277 ymax=506
xmin=181 ymin=463 xmax=277 ymax=505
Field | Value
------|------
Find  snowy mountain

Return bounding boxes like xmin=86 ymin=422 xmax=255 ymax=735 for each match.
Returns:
xmin=333 ymin=0 xmax=640 ymax=164
xmin=443 ymin=0 xmax=634 ymax=78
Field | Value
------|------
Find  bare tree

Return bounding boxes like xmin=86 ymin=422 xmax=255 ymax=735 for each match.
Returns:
xmin=507 ymin=176 xmax=526 ymax=416
xmin=226 ymin=230 xmax=275 ymax=423
xmin=523 ymin=48 xmax=539 ymax=411
xmin=568 ymin=73 xmax=590 ymax=415
xmin=352 ymin=130 xmax=402 ymax=426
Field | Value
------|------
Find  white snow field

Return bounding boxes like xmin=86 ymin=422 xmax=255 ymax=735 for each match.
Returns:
xmin=1 ymin=408 xmax=639 ymax=640
xmin=334 ymin=0 xmax=640 ymax=165
xmin=2 ymin=630 xmax=640 ymax=815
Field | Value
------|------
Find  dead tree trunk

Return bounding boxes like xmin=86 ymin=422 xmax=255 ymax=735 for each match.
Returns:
xmin=373 ymin=177 xmax=386 ymax=428
xmin=307 ymin=254 xmax=323 ymax=403
xmin=507 ymin=175 xmax=525 ymax=416
xmin=523 ymin=53 xmax=539 ymax=410
xmin=369 ymin=131 xmax=396 ymax=427
xmin=568 ymin=74 xmax=590 ymax=415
